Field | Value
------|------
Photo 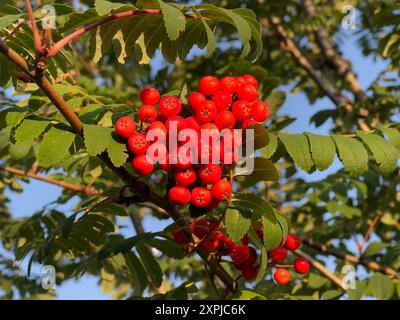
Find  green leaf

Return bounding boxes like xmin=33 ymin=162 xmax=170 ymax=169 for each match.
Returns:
xmin=368 ymin=273 xmax=394 ymax=300
xmin=260 ymin=133 xmax=278 ymax=159
xmin=308 ymin=273 xmax=329 ymax=289
xmin=243 ymin=123 xmax=269 ymax=150
xmin=149 ymin=239 xmax=185 ymax=259
xmin=262 ymin=215 xmax=281 ymax=251
xmin=232 ymin=193 xmax=275 ymax=221
xmin=331 ymin=135 xmax=368 ymax=176
xmin=235 ymin=157 xmax=279 ymax=186
xmin=94 ymin=0 xmax=133 ymax=16
xmin=157 ymin=0 xmax=186 ymax=41
xmin=255 ymin=247 xmax=268 ymax=284
xmin=136 ymin=243 xmax=163 ymax=287
xmin=322 ymin=290 xmax=342 ymax=300
xmin=9 ymin=143 xmax=31 ymax=160
xmin=380 ymin=127 xmax=400 ymax=152
xmin=196 ymin=10 xmax=216 ymax=57
xmin=37 ymin=126 xmax=76 ymax=167
xmin=279 ymin=133 xmax=313 ymax=172
xmin=275 ymin=213 xmax=290 ymax=244
xmin=357 ymin=132 xmax=398 ymax=175
xmin=306 ymin=133 xmax=336 ymax=171
xmin=232 ymin=290 xmax=266 ymax=300
xmin=224 ymin=208 xmax=251 ymax=244
xmin=0 ymin=14 xmax=23 ymax=29
xmin=364 ymin=242 xmax=390 ymax=257
xmin=14 ymin=117 xmax=50 ymax=144
xmin=93 ymin=203 xmax=128 ymax=216
xmin=107 ymin=136 xmax=129 ymax=167
xmin=124 ymin=252 xmax=148 ymax=294
xmin=347 ymin=280 xmax=366 ymax=300
xmin=265 ymin=91 xmax=286 ymax=115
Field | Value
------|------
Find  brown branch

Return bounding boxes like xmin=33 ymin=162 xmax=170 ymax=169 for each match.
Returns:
xmin=359 ymin=210 xmax=383 ymax=256
xmin=294 ymin=249 xmax=346 ymax=290
xmin=47 ymin=9 xmax=199 ymax=58
xmin=3 ymin=20 xmax=27 ymax=41
xmin=303 ymin=0 xmax=368 ymax=103
xmin=0 ymin=37 xmax=237 ymax=294
xmin=25 ymin=0 xmax=42 ymax=55
xmin=301 ymin=237 xmax=397 ymax=276
xmin=1 ymin=165 xmax=100 ymax=195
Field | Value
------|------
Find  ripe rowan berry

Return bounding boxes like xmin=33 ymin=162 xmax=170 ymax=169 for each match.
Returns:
xmin=185 ymin=116 xmax=202 ymax=132
xmin=220 ymin=76 xmax=238 ymax=93
xmin=147 ymin=120 xmax=167 ymax=133
xmin=294 ymin=258 xmax=310 ymax=274
xmin=242 ymin=119 xmax=257 ymax=128
xmin=172 ymin=230 xmax=187 ymax=245
xmin=188 ymin=92 xmax=206 ymax=112
xmin=214 ymin=111 xmax=236 ymax=131
xmin=159 ymin=96 xmax=182 ymax=117
xmin=140 ymin=88 xmax=160 ymax=105
xmin=232 ymin=100 xmax=252 ymax=122
xmin=127 ymin=133 xmax=149 ymax=155
xmin=115 ymin=116 xmax=136 ymax=138
xmin=274 ymin=268 xmax=291 ymax=284
xmin=196 ymin=100 xmax=218 ymax=123
xmin=198 ymin=163 xmax=222 ymax=184
xmin=206 ymin=197 xmax=221 ymax=209
xmin=251 ymin=101 xmax=269 ymax=122
xmin=237 ymin=84 xmax=259 ymax=102
xmin=241 ymin=265 xmax=258 ymax=281
xmin=241 ymin=234 xmax=249 ymax=246
xmin=168 ymin=186 xmax=191 ymax=206
xmin=230 ymin=245 xmax=250 ymax=264
xmin=174 ymin=145 xmax=194 ymax=169
xmin=211 ymin=179 xmax=232 ymax=200
xmin=191 ymin=187 xmax=212 ymax=207
xmin=212 ymin=91 xmax=232 ymax=111
xmin=138 ymin=105 xmax=158 ymax=123
xmin=284 ymin=234 xmax=301 ymax=251
xmin=221 ymin=129 xmax=242 ymax=148
xmin=166 ymin=115 xmax=187 ymax=133
xmin=242 ymin=74 xmax=259 ymax=88
xmin=131 ymin=155 xmax=154 ymax=176
xmin=174 ymin=167 xmax=197 ymax=186
xmin=270 ymin=246 xmax=288 ymax=262
xmin=202 ymin=236 xmax=220 ymax=251
xmin=199 ymin=76 xmax=220 ymax=95
xmin=191 ymin=218 xmax=209 ymax=238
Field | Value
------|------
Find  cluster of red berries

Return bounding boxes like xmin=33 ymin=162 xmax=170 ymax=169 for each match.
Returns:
xmin=270 ymin=234 xmax=310 ymax=284
xmin=172 ymin=218 xmax=260 ymax=281
xmin=114 ymin=75 xmax=269 ymax=209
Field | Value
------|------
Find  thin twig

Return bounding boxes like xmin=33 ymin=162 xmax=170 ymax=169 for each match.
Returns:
xmin=25 ymin=0 xmax=42 ymax=55
xmin=4 ymin=20 xmax=27 ymax=40
xmin=358 ymin=210 xmax=383 ymax=256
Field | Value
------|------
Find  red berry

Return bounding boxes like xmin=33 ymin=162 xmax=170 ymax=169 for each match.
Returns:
xmin=159 ymin=96 xmax=182 ymax=117
xmin=168 ymin=186 xmax=191 ymax=206
xmin=138 ymin=105 xmax=158 ymax=123
xmin=188 ymin=92 xmax=206 ymax=112
xmin=220 ymin=76 xmax=238 ymax=93
xmin=196 ymin=100 xmax=218 ymax=123
xmin=172 ymin=230 xmax=187 ymax=245
xmin=191 ymin=218 xmax=209 ymax=238
xmin=221 ymin=149 xmax=239 ymax=166
xmin=274 ymin=268 xmax=291 ymax=284
xmin=202 ymin=236 xmax=220 ymax=251
xmin=191 ymin=187 xmax=212 ymax=207
xmin=232 ymin=100 xmax=252 ymax=122
xmin=160 ymin=162 xmax=174 ymax=173
xmin=221 ymin=129 xmax=242 ymax=148
xmin=211 ymin=179 xmax=232 ymax=200
xmin=241 ymin=234 xmax=249 ymax=246
xmin=147 ymin=121 xmax=167 ymax=135
xmin=230 ymin=245 xmax=250 ymax=264
xmin=242 ymin=74 xmax=259 ymax=88
xmin=284 ymin=234 xmax=301 ymax=251
xmin=166 ymin=116 xmax=187 ymax=133
xmin=270 ymin=246 xmax=288 ymax=262
xmin=212 ymin=91 xmax=232 ymax=111
xmin=198 ymin=140 xmax=221 ymax=164
xmin=245 ymin=246 xmax=257 ymax=265
xmin=198 ymin=163 xmax=222 ymax=184
xmin=241 ymin=265 xmax=258 ymax=281
xmin=184 ymin=116 xmax=202 ymax=132
xmin=206 ymin=197 xmax=221 ymax=209
xmin=294 ymin=258 xmax=310 ymax=274
xmin=220 ymin=234 xmax=237 ymax=253
xmin=214 ymin=111 xmax=236 ymax=131
xmin=251 ymin=101 xmax=269 ymax=122
xmin=171 ymin=146 xmax=193 ymax=169
xmin=199 ymin=76 xmax=220 ymax=96
xmin=127 ymin=133 xmax=149 ymax=155
xmin=174 ymin=167 xmax=197 ymax=186
xmin=237 ymin=84 xmax=259 ymax=102
xmin=236 ymin=76 xmax=246 ymax=88
xmin=115 ymin=116 xmax=136 ymax=138
xmin=131 ymin=155 xmax=154 ymax=176
xmin=140 ymin=88 xmax=160 ymax=105
xmin=242 ymin=119 xmax=257 ymax=128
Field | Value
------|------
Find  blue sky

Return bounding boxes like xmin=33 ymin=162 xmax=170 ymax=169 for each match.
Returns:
xmin=3 ymin=24 xmax=389 ymax=299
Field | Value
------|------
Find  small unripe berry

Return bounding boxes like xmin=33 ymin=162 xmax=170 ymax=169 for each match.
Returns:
xmin=274 ymin=268 xmax=290 ymax=285
xmin=168 ymin=186 xmax=191 ymax=206
xmin=115 ymin=116 xmax=136 ymax=138
xmin=294 ymin=258 xmax=310 ymax=274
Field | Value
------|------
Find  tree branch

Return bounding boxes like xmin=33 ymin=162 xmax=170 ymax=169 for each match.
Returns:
xmin=25 ymin=0 xmax=42 ymax=55
xmin=0 ymin=38 xmax=237 ymax=294
xmin=0 ymin=165 xmax=100 ymax=195
xmin=301 ymin=237 xmax=397 ymax=276
xmin=358 ymin=210 xmax=383 ymax=256
xmin=294 ymin=249 xmax=346 ymax=290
